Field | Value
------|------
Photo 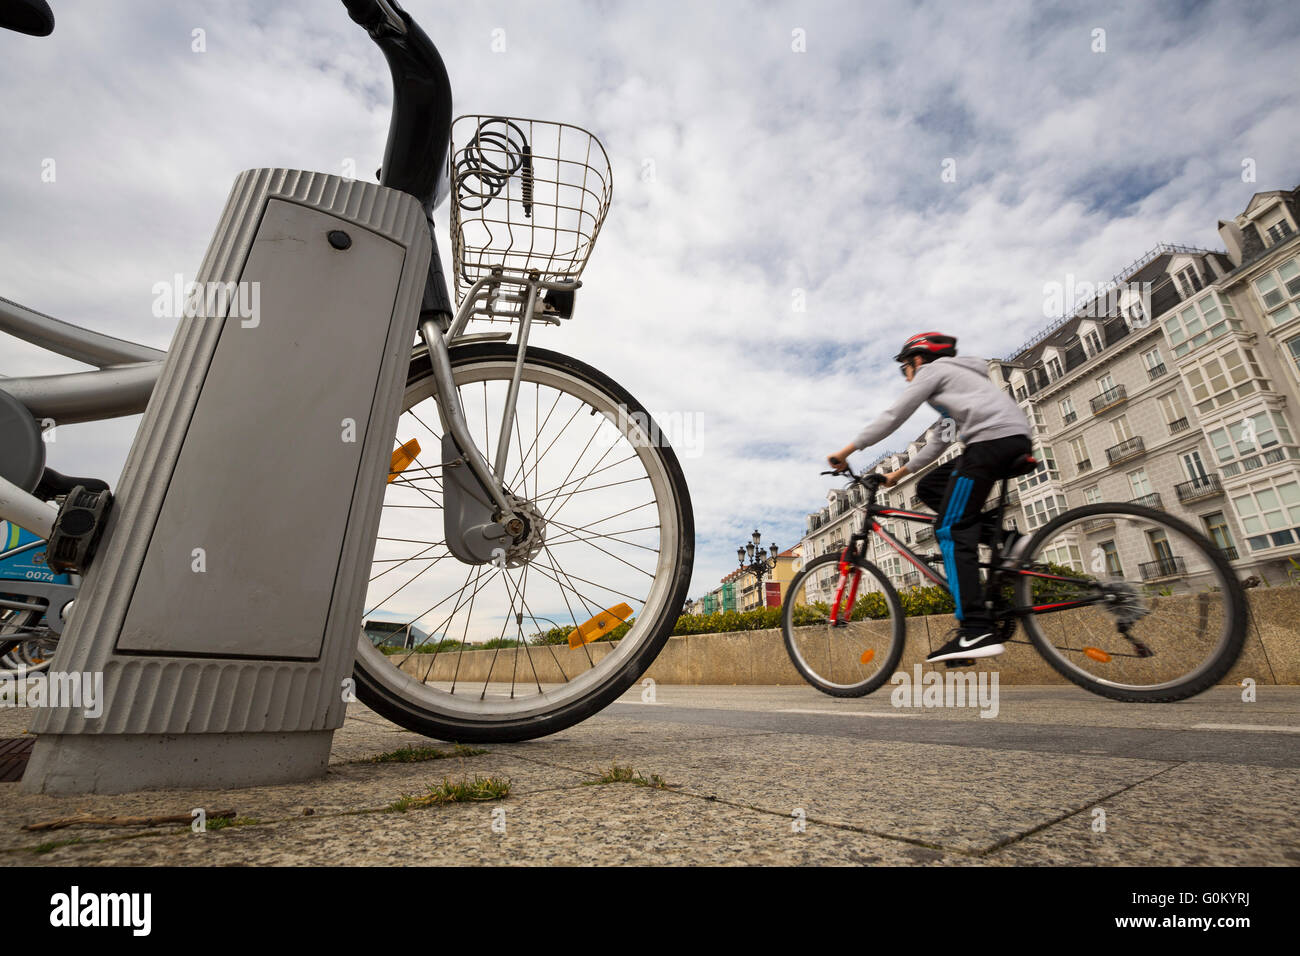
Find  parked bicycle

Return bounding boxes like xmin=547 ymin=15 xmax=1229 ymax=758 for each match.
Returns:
xmin=780 ymin=459 xmax=1246 ymax=702
xmin=0 ymin=0 xmax=694 ymax=741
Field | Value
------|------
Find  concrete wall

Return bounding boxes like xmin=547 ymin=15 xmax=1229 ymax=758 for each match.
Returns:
xmin=394 ymin=588 xmax=1299 ymax=685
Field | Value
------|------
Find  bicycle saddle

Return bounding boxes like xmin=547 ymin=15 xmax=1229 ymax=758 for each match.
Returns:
xmin=1005 ymin=453 xmax=1039 ymax=478
xmin=0 ymin=0 xmax=54 ymax=37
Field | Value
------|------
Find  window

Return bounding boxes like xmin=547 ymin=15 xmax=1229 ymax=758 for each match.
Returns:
xmin=1045 ymin=356 xmax=1063 ymax=380
xmin=1097 ymin=373 xmax=1116 ymax=393
xmin=1182 ymin=450 xmax=1208 ymax=481
xmin=1264 ymin=217 xmax=1295 ymax=245
xmin=1128 ymin=469 xmax=1153 ymax=498
xmin=1176 ymin=265 xmax=1204 ymax=298
xmin=1251 ymin=257 xmax=1300 ymax=326
xmin=1099 ymin=540 xmax=1124 ymax=576
xmin=1202 ymin=512 xmax=1236 ymax=555
xmin=1286 ymin=336 xmax=1300 ymax=379
xmin=1158 ymin=391 xmax=1188 ymax=432
xmin=1181 ymin=345 xmax=1266 ymax=413
xmin=1142 ymin=346 xmax=1166 ymax=378
xmin=1083 ymin=485 xmax=1102 ymax=505
xmin=1147 ymin=529 xmax=1174 ymax=562
xmin=1017 ymin=445 xmax=1059 ymax=491
xmin=1059 ymin=396 xmax=1076 ymax=424
xmin=1024 ymin=403 xmax=1045 ymax=432
xmin=1015 ymin=386 xmax=1028 ymax=402
xmin=1084 ymin=329 xmax=1103 ymax=356
xmin=1206 ymin=410 xmax=1294 ymax=464
xmin=1024 ymin=494 xmax=1067 ymax=530
xmin=1164 ymin=293 xmax=1240 ymax=357
xmin=1112 ymin=415 xmax=1132 ymax=443
xmin=1041 ymin=539 xmax=1084 ymax=572
xmin=1231 ymin=480 xmax=1300 ymax=552
xmin=1070 ymin=437 xmax=1090 ymax=471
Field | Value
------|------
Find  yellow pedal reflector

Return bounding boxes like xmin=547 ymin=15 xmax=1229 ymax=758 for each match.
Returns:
xmin=1084 ymin=647 xmax=1111 ymax=662
xmin=567 ymin=603 xmax=634 ymax=649
xmin=388 ymin=439 xmax=422 ymax=484
xmin=860 ymin=649 xmax=875 ymax=664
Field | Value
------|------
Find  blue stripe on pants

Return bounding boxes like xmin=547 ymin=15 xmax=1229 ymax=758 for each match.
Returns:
xmin=936 ymin=475 xmax=972 ymax=622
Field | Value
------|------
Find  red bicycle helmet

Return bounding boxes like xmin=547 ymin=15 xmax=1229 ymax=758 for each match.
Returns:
xmin=895 ymin=332 xmax=957 ymax=363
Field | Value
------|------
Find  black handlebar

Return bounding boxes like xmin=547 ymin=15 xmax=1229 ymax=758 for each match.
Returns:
xmin=340 ymin=0 xmax=455 ymax=322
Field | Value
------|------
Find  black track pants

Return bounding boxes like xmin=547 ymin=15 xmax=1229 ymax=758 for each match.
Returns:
xmin=916 ymin=435 xmax=1033 ymax=630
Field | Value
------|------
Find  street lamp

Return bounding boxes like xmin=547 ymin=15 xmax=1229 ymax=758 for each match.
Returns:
xmin=737 ymin=529 xmax=780 ymax=610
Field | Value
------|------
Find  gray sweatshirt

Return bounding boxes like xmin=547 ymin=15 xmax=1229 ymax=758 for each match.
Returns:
xmin=852 ymin=356 xmax=1031 ymax=472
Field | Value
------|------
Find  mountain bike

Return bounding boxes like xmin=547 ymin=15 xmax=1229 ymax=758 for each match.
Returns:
xmin=0 ymin=0 xmax=693 ymax=741
xmin=780 ymin=459 xmax=1247 ymax=702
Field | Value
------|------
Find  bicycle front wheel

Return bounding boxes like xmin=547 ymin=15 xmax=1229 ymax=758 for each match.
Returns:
xmin=353 ymin=343 xmax=693 ymax=741
xmin=1013 ymin=503 xmax=1247 ymax=702
xmin=780 ymin=552 xmax=905 ymax=697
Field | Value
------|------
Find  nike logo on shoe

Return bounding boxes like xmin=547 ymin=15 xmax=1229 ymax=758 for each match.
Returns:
xmin=958 ymin=631 xmax=993 ymax=648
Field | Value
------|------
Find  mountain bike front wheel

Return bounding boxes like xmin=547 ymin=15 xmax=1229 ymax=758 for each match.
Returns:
xmin=1013 ymin=503 xmax=1247 ymax=702
xmin=780 ymin=552 xmax=905 ymax=697
xmin=352 ymin=343 xmax=694 ymax=742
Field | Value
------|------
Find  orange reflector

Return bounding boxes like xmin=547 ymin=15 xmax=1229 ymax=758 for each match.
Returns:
xmin=1084 ymin=647 xmax=1111 ymax=662
xmin=388 ymin=439 xmax=422 ymax=484
xmin=567 ymin=603 xmax=634 ymax=649
xmin=860 ymin=649 xmax=875 ymax=665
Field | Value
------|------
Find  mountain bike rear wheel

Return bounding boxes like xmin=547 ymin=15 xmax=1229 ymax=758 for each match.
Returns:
xmin=352 ymin=343 xmax=693 ymax=741
xmin=780 ymin=552 xmax=905 ymax=697
xmin=1013 ymin=503 xmax=1247 ymax=702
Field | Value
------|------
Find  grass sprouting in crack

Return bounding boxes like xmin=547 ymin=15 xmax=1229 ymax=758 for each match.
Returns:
xmin=386 ymin=775 xmax=512 ymax=812
xmin=371 ymin=743 xmax=487 ymax=764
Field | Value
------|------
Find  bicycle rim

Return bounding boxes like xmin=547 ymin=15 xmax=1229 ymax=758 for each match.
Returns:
xmin=781 ymin=554 xmax=904 ymax=696
xmin=1014 ymin=504 xmax=1246 ymax=699
xmin=353 ymin=344 xmax=690 ymax=730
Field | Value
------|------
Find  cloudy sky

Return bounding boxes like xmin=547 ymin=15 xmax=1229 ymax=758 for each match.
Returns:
xmin=2 ymin=0 xmax=1299 ymax=601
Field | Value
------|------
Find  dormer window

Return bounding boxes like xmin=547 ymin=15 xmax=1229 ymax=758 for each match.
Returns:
xmin=1045 ymin=355 xmax=1063 ymax=380
xmin=1175 ymin=265 xmax=1204 ymax=298
xmin=1266 ymin=218 xmax=1295 ymax=246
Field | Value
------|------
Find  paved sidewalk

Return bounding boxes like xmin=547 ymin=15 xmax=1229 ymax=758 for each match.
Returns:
xmin=1 ymin=685 xmax=1297 ymax=866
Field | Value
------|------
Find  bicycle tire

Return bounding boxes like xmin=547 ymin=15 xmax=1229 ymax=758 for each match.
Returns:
xmin=1014 ymin=502 xmax=1247 ymax=703
xmin=780 ymin=552 xmax=905 ymax=697
xmin=352 ymin=342 xmax=694 ymax=741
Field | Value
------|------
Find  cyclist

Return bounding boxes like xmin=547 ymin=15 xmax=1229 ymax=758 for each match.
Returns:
xmin=828 ymin=332 xmax=1033 ymax=663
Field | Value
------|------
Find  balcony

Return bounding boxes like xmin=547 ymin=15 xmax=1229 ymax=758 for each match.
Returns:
xmin=1106 ymin=436 xmax=1146 ymax=465
xmin=1091 ymin=385 xmax=1129 ymax=414
xmin=1220 ymin=546 xmax=1239 ymax=561
xmin=1082 ymin=517 xmax=1115 ymax=533
xmin=1140 ymin=555 xmax=1186 ymax=580
xmin=915 ymin=526 xmax=935 ymax=543
xmin=1063 ymin=410 xmax=1078 ymax=425
xmin=1175 ymin=474 xmax=1223 ymax=503
xmin=1075 ymin=458 xmax=1092 ymax=474
xmin=1168 ymin=417 xmax=1190 ymax=434
xmin=901 ymin=571 xmax=920 ymax=587
xmin=1002 ymin=489 xmax=1020 ymax=506
xmin=1146 ymin=363 xmax=1168 ymax=380
xmin=909 ymin=495 xmax=924 ymax=511
xmin=1129 ymin=492 xmax=1163 ymax=509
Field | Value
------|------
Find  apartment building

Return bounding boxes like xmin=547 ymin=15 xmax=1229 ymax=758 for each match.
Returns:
xmin=799 ymin=185 xmax=1300 ymax=601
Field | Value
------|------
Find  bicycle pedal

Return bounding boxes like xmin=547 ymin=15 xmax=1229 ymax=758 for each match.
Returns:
xmin=944 ymin=658 xmax=976 ymax=668
xmin=46 ymin=486 xmax=113 ymax=574
xmin=830 ymin=620 xmax=849 ymax=629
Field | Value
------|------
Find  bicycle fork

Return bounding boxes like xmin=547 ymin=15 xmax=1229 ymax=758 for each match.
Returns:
xmin=828 ymin=549 xmax=862 ymax=628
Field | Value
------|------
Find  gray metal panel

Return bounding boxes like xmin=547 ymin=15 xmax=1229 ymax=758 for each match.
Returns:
xmin=116 ymin=198 xmax=406 ymax=659
xmin=28 ymin=170 xmax=430 ymax=738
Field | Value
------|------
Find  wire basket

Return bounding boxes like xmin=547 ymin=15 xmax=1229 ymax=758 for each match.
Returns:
xmin=449 ymin=115 xmax=613 ymax=320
